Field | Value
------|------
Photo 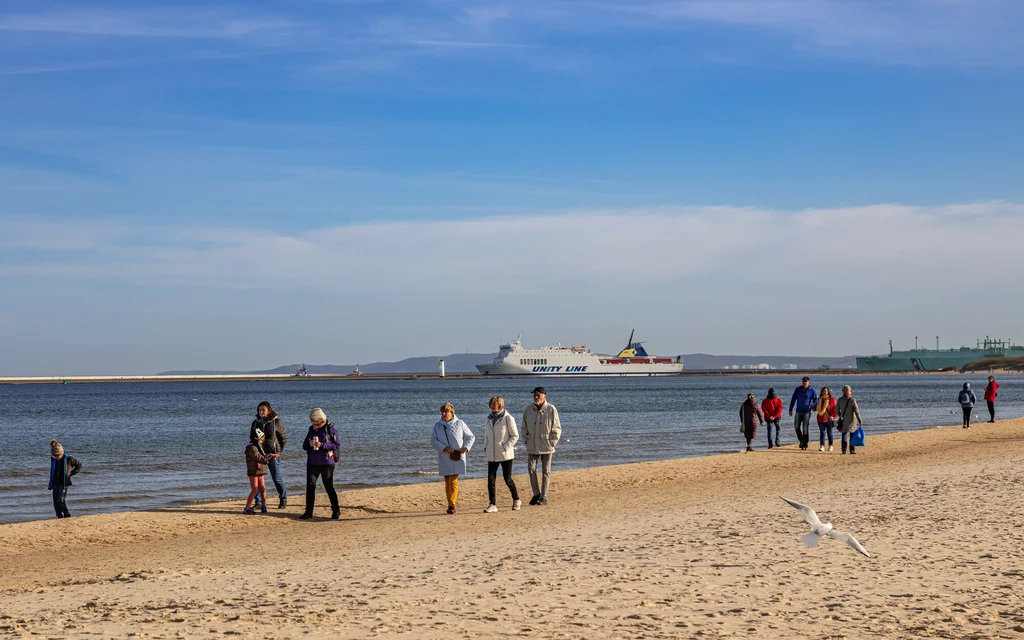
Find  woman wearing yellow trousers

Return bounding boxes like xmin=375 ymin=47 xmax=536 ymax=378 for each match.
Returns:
xmin=431 ymin=403 xmax=475 ymax=514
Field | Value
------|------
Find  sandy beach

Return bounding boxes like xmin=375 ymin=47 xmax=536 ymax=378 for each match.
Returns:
xmin=4 ymin=418 xmax=1024 ymax=639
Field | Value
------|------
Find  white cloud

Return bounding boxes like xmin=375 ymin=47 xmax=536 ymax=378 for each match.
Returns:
xmin=3 ymin=202 xmax=1022 ymax=295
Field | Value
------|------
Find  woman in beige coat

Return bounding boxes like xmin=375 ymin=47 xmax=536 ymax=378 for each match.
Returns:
xmin=836 ymin=385 xmax=864 ymax=455
xmin=483 ymin=396 xmax=521 ymax=513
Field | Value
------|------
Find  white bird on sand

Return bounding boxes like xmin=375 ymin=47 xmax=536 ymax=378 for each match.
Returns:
xmin=781 ymin=497 xmax=870 ymax=557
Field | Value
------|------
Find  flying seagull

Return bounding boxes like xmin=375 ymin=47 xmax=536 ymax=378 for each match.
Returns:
xmin=781 ymin=496 xmax=870 ymax=557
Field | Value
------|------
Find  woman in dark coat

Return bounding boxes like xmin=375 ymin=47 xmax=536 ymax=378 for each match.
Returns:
xmin=739 ymin=393 xmax=764 ymax=452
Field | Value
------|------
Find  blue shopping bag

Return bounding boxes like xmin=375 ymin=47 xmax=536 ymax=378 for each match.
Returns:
xmin=851 ymin=426 xmax=865 ymax=448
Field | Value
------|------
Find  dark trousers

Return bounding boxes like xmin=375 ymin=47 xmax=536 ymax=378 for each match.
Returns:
xmin=794 ymin=411 xmax=812 ymax=448
xmin=962 ymin=406 xmax=973 ymax=428
xmin=841 ymin=432 xmax=856 ymax=453
xmin=987 ymin=400 xmax=995 ymax=422
xmin=305 ymin=463 xmax=339 ymax=515
xmin=487 ymin=460 xmax=519 ymax=504
xmin=818 ymin=421 xmax=834 ymax=447
xmin=52 ymin=486 xmax=70 ymax=518
xmin=765 ymin=419 xmax=780 ymax=446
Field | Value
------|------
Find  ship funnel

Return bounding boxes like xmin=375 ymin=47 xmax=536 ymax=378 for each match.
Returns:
xmin=438 ymin=359 xmax=445 ymax=378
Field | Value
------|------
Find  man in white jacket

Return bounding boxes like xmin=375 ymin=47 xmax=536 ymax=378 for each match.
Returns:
xmin=522 ymin=386 xmax=562 ymax=506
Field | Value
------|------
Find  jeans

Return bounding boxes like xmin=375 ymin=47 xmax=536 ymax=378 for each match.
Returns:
xmin=841 ymin=432 xmax=856 ymax=453
xmin=987 ymin=400 xmax=995 ymax=422
xmin=304 ymin=463 xmax=339 ymax=515
xmin=52 ymin=486 xmax=70 ymax=518
xmin=487 ymin=460 xmax=520 ymax=505
xmin=528 ymin=453 xmax=553 ymax=498
xmin=255 ymin=456 xmax=286 ymax=506
xmin=962 ymin=406 xmax=973 ymax=428
xmin=794 ymin=411 xmax=812 ymax=448
xmin=267 ymin=456 xmax=286 ymax=499
xmin=765 ymin=419 xmax=780 ymax=446
xmin=818 ymin=421 xmax=834 ymax=447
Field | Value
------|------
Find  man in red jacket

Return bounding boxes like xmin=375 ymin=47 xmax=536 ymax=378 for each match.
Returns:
xmin=984 ymin=376 xmax=999 ymax=423
xmin=761 ymin=388 xmax=784 ymax=449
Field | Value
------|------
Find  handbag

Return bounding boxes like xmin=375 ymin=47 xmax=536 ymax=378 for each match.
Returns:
xmin=444 ymin=424 xmax=462 ymax=461
xmin=851 ymin=426 xmax=865 ymax=447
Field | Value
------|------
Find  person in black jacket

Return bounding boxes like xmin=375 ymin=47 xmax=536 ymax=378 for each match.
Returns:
xmin=48 ymin=439 xmax=82 ymax=518
xmin=250 ymin=401 xmax=288 ymax=508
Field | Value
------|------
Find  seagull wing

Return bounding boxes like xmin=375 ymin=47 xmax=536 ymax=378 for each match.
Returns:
xmin=781 ymin=496 xmax=823 ymax=528
xmin=800 ymin=531 xmax=820 ymax=548
xmin=826 ymin=529 xmax=870 ymax=557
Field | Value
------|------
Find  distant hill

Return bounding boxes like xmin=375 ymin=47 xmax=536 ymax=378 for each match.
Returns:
xmin=160 ymin=352 xmax=856 ymax=375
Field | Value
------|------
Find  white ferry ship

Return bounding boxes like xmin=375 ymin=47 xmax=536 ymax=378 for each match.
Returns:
xmin=477 ymin=331 xmax=684 ymax=377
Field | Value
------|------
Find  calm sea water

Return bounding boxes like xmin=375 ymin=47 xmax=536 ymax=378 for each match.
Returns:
xmin=2 ymin=374 xmax=1020 ymax=523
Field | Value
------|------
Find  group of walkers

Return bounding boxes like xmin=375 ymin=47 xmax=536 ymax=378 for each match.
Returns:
xmin=240 ymin=386 xmax=562 ymax=519
xmin=43 ymin=376 xmax=1006 ymax=519
xmin=740 ymin=376 xmax=864 ymax=454
xmin=958 ymin=376 xmax=1000 ymax=429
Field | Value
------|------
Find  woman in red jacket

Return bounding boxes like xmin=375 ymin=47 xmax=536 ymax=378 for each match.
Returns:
xmin=984 ymin=376 xmax=999 ymax=423
xmin=816 ymin=387 xmax=838 ymax=452
xmin=760 ymin=388 xmax=784 ymax=449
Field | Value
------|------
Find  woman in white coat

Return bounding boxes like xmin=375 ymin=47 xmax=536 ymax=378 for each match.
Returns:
xmin=431 ymin=402 xmax=475 ymax=514
xmin=483 ymin=396 xmax=521 ymax=513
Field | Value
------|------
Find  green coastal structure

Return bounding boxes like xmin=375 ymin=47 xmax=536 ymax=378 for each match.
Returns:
xmin=856 ymin=337 xmax=1024 ymax=372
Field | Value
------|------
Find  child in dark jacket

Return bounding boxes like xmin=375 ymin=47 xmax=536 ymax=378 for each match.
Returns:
xmin=244 ymin=429 xmax=279 ymax=514
xmin=48 ymin=439 xmax=82 ymax=518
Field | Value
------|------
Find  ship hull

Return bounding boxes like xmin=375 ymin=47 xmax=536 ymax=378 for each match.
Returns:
xmin=477 ymin=363 xmax=684 ymax=377
xmin=857 ymin=348 xmax=1024 ymax=372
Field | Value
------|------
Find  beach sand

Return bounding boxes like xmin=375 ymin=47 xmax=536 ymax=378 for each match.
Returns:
xmin=3 ymin=418 xmax=1024 ymax=638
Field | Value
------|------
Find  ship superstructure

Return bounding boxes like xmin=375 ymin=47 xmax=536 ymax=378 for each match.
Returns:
xmin=477 ymin=331 xmax=683 ymax=377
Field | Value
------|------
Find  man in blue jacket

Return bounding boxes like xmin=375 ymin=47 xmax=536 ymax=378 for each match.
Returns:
xmin=789 ymin=377 xmax=818 ymax=450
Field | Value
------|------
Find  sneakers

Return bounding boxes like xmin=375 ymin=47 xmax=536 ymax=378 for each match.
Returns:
xmin=538 ymin=497 xmax=548 ymax=506
xmin=243 ymin=507 xmax=255 ymax=515
xmin=529 ymin=495 xmax=541 ymax=506
xmin=819 ymin=445 xmax=825 ymax=452
xmin=446 ymin=506 xmax=455 ymax=515
xmin=331 ymin=509 xmax=340 ymax=520
xmin=260 ymin=505 xmax=268 ymax=514
xmin=828 ymin=445 xmax=833 ymax=452
xmin=512 ymin=499 xmax=522 ymax=511
xmin=484 ymin=504 xmax=498 ymax=513
xmin=279 ymin=498 xmax=287 ymax=509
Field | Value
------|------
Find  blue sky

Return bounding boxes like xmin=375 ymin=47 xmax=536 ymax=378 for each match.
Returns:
xmin=2 ymin=1 xmax=1023 ymax=374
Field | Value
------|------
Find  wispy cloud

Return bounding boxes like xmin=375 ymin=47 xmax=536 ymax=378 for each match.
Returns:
xmin=0 ymin=10 xmax=294 ymax=39
xmin=4 ymin=202 xmax=1023 ymax=292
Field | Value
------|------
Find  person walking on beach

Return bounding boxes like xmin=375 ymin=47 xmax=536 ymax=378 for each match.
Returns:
xmin=836 ymin=385 xmax=863 ymax=455
xmin=816 ymin=387 xmax=837 ymax=452
xmin=244 ymin=429 xmax=279 ymax=514
xmin=789 ymin=377 xmax=818 ymax=451
xmin=431 ymin=403 xmax=475 ymax=515
xmin=958 ymin=383 xmax=977 ymax=429
xmin=522 ymin=386 xmax=561 ymax=506
xmin=984 ymin=376 xmax=999 ymax=423
xmin=250 ymin=401 xmax=288 ymax=509
xmin=48 ymin=440 xmax=81 ymax=518
xmin=300 ymin=408 xmax=341 ymax=520
xmin=761 ymin=388 xmax=783 ymax=449
xmin=740 ymin=393 xmax=764 ymax=452
xmin=483 ymin=396 xmax=521 ymax=513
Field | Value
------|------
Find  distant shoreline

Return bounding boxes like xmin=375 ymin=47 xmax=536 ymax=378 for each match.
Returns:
xmin=0 ymin=369 xmax=987 ymax=385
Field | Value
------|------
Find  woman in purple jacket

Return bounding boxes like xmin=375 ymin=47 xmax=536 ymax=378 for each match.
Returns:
xmin=300 ymin=407 xmax=340 ymax=520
